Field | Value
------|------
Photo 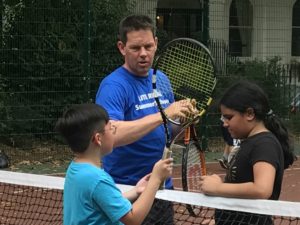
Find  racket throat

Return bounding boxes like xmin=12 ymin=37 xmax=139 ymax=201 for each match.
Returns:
xmin=162 ymin=146 xmax=172 ymax=159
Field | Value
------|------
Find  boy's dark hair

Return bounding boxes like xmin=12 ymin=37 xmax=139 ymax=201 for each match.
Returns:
xmin=220 ymin=80 xmax=296 ymax=169
xmin=55 ymin=103 xmax=109 ymax=153
xmin=118 ymin=14 xmax=155 ymax=43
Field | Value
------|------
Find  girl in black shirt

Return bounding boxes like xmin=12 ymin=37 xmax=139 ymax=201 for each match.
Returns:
xmin=199 ymin=81 xmax=296 ymax=225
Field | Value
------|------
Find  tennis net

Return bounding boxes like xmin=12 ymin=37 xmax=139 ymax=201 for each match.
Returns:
xmin=0 ymin=170 xmax=300 ymax=225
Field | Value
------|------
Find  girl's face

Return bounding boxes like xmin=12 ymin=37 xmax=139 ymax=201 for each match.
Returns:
xmin=220 ymin=105 xmax=253 ymax=139
xmin=99 ymin=122 xmax=116 ymax=155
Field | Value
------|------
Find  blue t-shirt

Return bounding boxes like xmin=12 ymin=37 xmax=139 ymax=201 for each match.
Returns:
xmin=95 ymin=67 xmax=174 ymax=188
xmin=63 ymin=161 xmax=132 ymax=225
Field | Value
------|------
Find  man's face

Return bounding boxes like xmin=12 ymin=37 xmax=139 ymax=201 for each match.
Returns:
xmin=118 ymin=29 xmax=157 ymax=76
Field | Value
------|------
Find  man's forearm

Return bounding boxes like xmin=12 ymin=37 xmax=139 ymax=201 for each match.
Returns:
xmin=112 ymin=112 xmax=163 ymax=147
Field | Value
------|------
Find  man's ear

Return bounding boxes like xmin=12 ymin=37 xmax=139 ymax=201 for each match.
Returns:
xmin=154 ymin=36 xmax=158 ymax=50
xmin=117 ymin=41 xmax=126 ymax=56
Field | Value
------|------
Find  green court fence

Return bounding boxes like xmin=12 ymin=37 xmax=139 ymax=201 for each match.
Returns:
xmin=0 ymin=0 xmax=299 ymax=172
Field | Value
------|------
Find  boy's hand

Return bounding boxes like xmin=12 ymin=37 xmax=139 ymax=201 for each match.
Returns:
xmin=152 ymin=158 xmax=173 ymax=182
xmin=136 ymin=174 xmax=151 ymax=195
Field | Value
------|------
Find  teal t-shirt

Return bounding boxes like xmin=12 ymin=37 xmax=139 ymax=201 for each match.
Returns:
xmin=63 ymin=161 xmax=132 ymax=225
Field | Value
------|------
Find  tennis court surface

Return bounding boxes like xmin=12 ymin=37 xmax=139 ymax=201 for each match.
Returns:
xmin=0 ymin=161 xmax=299 ymax=225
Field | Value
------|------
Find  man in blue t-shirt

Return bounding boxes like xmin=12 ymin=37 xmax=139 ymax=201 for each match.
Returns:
xmin=96 ymin=15 xmax=193 ymax=225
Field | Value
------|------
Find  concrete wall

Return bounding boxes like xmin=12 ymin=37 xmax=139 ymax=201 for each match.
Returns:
xmin=209 ymin=0 xmax=299 ymax=63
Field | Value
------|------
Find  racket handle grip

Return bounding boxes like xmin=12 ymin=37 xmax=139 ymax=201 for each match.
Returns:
xmin=162 ymin=146 xmax=172 ymax=159
xmin=159 ymin=147 xmax=172 ymax=190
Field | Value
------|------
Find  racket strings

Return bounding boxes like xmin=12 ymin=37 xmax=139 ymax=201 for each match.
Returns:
xmin=162 ymin=51 xmax=214 ymax=89
xmin=156 ymin=40 xmax=216 ymax=113
xmin=170 ymin=45 xmax=213 ymax=79
xmin=186 ymin=143 xmax=203 ymax=192
xmin=164 ymin=42 xmax=214 ymax=77
xmin=165 ymin=57 xmax=214 ymax=92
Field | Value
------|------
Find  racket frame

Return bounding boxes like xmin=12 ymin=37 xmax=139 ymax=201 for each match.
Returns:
xmin=181 ymin=124 xmax=206 ymax=216
xmin=151 ymin=38 xmax=216 ymax=190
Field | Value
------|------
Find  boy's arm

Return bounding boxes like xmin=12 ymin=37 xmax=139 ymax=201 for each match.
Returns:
xmin=122 ymin=174 xmax=151 ymax=202
xmin=123 ymin=174 xmax=151 ymax=203
xmin=120 ymin=159 xmax=173 ymax=225
xmin=120 ymin=174 xmax=161 ymax=225
xmin=122 ymin=187 xmax=139 ymax=203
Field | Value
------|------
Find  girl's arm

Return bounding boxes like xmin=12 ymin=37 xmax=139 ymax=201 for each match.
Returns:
xmin=200 ymin=162 xmax=276 ymax=199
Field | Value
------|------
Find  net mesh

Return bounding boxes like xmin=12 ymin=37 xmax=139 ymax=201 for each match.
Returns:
xmin=1 ymin=171 xmax=300 ymax=225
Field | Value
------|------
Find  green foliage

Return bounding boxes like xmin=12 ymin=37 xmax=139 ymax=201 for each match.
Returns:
xmin=288 ymin=114 xmax=300 ymax=133
xmin=89 ymin=0 xmax=136 ymax=95
xmin=215 ymin=57 xmax=287 ymax=116
xmin=0 ymin=0 xmax=134 ymax=138
xmin=206 ymin=57 xmax=292 ymax=139
xmin=156 ymin=29 xmax=171 ymax=51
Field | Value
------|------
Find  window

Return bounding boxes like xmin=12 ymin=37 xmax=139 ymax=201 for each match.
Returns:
xmin=229 ymin=0 xmax=253 ymax=57
xmin=156 ymin=0 xmax=203 ymax=42
xmin=292 ymin=0 xmax=300 ymax=56
xmin=156 ymin=8 xmax=202 ymax=39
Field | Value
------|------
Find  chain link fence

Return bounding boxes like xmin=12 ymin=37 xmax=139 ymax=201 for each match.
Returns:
xmin=0 ymin=0 xmax=299 ymax=172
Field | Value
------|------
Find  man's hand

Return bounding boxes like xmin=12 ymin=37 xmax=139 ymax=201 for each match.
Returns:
xmin=165 ymin=99 xmax=198 ymax=122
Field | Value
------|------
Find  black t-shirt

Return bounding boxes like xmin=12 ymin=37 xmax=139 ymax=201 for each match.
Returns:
xmin=215 ymin=132 xmax=284 ymax=225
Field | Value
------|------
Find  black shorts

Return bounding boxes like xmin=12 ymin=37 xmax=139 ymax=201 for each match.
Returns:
xmin=142 ymin=198 xmax=174 ymax=225
xmin=215 ymin=209 xmax=273 ymax=225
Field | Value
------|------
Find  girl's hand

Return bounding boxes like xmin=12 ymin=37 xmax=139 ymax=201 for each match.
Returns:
xmin=199 ymin=174 xmax=223 ymax=195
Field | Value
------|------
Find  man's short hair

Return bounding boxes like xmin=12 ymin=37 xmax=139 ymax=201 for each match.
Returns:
xmin=118 ymin=14 xmax=155 ymax=43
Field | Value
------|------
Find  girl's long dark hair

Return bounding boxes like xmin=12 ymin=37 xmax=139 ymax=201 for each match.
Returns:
xmin=220 ymin=80 xmax=296 ymax=169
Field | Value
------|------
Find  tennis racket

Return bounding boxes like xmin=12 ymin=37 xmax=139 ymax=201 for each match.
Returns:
xmin=152 ymin=38 xmax=217 ymax=191
xmin=182 ymin=124 xmax=206 ymax=216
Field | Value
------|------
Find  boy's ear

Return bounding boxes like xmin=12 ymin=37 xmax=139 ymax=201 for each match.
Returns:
xmin=92 ymin=133 xmax=102 ymax=146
